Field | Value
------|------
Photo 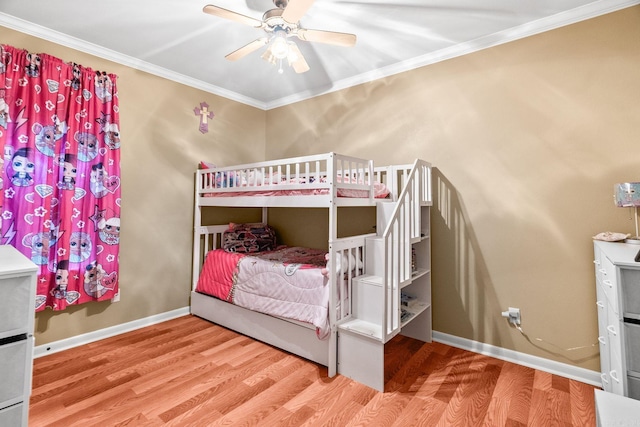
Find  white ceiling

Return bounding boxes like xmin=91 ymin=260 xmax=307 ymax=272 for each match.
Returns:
xmin=0 ymin=0 xmax=637 ymax=109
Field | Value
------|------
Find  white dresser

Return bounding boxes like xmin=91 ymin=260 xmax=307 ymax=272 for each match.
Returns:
xmin=0 ymin=245 xmax=37 ymax=427
xmin=595 ymin=389 xmax=640 ymax=426
xmin=593 ymin=240 xmax=640 ymax=399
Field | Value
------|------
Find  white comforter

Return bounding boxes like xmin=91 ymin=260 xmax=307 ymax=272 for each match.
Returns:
xmin=232 ymin=255 xmax=330 ymax=339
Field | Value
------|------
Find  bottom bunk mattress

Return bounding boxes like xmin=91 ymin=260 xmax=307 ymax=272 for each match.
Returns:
xmin=195 ymin=246 xmax=330 ymax=339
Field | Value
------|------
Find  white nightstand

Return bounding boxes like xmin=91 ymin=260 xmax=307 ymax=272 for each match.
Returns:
xmin=0 ymin=245 xmax=38 ymax=427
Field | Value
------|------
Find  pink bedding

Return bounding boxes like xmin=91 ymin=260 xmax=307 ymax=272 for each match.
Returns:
xmin=196 ymin=246 xmax=331 ymax=339
xmin=205 ymin=183 xmax=389 ymax=198
xmin=203 ymin=175 xmax=390 ymax=199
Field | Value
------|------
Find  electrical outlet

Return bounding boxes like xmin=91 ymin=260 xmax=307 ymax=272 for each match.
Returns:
xmin=501 ymin=307 xmax=521 ymax=325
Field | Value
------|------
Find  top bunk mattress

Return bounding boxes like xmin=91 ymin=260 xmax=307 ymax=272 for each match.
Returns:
xmin=202 ymin=177 xmax=390 ymax=199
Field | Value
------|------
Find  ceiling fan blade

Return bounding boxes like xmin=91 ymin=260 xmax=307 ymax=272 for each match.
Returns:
xmin=225 ymin=38 xmax=268 ymax=61
xmin=287 ymin=43 xmax=310 ymax=73
xmin=282 ymin=0 xmax=316 ymax=23
xmin=203 ymin=4 xmax=263 ymax=27
xmin=296 ymin=28 xmax=356 ymax=47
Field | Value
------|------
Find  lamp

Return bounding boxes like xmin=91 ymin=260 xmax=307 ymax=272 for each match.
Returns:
xmin=614 ymin=182 xmax=640 ymax=244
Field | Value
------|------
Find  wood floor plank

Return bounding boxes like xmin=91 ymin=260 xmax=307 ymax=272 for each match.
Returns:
xmin=29 ymin=315 xmax=598 ymax=426
xmin=527 ymin=388 xmax=553 ymax=427
xmin=389 ymin=395 xmax=448 ymax=427
xmin=242 ymin=353 xmax=307 ymax=387
xmin=298 ymin=378 xmax=377 ymax=426
xmin=346 ymin=392 xmax=412 ymax=427
xmin=435 ymin=356 xmax=502 ymax=426
xmin=212 ymin=363 xmax=318 ymax=425
xmin=433 ymin=347 xmax=475 ymax=403
xmin=409 ymin=351 xmax=455 ymax=399
xmin=482 ymin=361 xmax=535 ymax=426
xmin=569 ymin=377 xmax=597 ymax=426
xmin=549 ymin=387 xmax=573 ymax=425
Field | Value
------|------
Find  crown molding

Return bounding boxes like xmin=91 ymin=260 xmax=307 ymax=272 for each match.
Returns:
xmin=0 ymin=13 xmax=267 ymax=110
xmin=2 ymin=0 xmax=639 ymax=111
xmin=265 ymin=0 xmax=640 ymax=109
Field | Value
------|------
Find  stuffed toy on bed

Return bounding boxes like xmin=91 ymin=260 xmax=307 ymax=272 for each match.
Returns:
xmin=215 ymin=171 xmax=240 ymax=188
xmin=321 ymin=252 xmax=363 ymax=277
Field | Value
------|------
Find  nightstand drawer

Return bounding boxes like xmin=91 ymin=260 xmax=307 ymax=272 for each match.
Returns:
xmin=625 ymin=322 xmax=640 ymax=375
xmin=0 ymin=337 xmax=30 ymax=407
xmin=627 ymin=375 xmax=640 ymax=400
xmin=621 ymin=269 xmax=640 ymax=319
xmin=0 ymin=274 xmax=33 ymax=340
xmin=0 ymin=402 xmax=24 ymax=427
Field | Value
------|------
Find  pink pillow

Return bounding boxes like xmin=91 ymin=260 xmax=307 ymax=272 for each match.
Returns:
xmin=199 ymin=161 xmax=216 ymax=169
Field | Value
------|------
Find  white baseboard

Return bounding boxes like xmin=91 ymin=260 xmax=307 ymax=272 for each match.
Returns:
xmin=33 ymin=307 xmax=190 ymax=358
xmin=433 ymin=331 xmax=602 ymax=387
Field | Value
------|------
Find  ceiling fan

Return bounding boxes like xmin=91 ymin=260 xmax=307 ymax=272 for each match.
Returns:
xmin=203 ymin=0 xmax=357 ymax=74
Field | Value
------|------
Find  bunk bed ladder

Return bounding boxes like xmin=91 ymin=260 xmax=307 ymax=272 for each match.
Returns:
xmin=337 ymin=159 xmax=431 ymax=391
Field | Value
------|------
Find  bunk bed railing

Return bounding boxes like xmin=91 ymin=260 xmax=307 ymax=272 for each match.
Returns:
xmin=192 ymin=225 xmax=227 ymax=290
xmin=380 ymin=160 xmax=432 ymax=342
xmin=196 ymin=152 xmax=376 ymax=198
xmin=326 ymin=233 xmax=374 ymax=372
xmin=328 ymin=235 xmax=374 ymax=321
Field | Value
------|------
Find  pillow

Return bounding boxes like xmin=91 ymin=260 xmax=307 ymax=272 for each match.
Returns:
xmin=199 ymin=161 xmax=216 ymax=169
xmin=223 ymin=223 xmax=277 ymax=253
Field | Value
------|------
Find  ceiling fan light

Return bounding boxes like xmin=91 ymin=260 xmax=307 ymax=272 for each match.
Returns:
xmin=270 ymin=30 xmax=289 ymax=59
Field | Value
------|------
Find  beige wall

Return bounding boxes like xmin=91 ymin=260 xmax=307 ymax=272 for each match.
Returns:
xmin=3 ymin=6 xmax=638 ymax=372
xmin=265 ymin=6 xmax=640 ymax=371
xmin=0 ymin=27 xmax=267 ymax=344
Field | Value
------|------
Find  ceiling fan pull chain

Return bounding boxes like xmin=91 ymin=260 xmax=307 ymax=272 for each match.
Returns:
xmin=278 ymin=59 xmax=284 ymax=74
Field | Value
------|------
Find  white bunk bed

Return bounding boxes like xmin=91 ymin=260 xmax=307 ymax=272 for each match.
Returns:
xmin=191 ymin=152 xmax=432 ymax=384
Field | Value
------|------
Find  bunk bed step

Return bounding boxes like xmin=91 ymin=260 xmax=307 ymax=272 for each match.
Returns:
xmin=338 ymin=318 xmax=383 ymax=341
xmin=350 ymin=274 xmax=385 ymax=329
xmin=337 ymin=323 xmax=386 ymax=391
xmin=339 ymin=274 xmax=399 ymax=342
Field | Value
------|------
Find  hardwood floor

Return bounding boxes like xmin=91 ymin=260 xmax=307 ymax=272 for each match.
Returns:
xmin=29 ymin=315 xmax=597 ymax=426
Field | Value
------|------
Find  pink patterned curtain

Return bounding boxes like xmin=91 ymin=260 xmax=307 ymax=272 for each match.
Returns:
xmin=0 ymin=45 xmax=121 ymax=311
